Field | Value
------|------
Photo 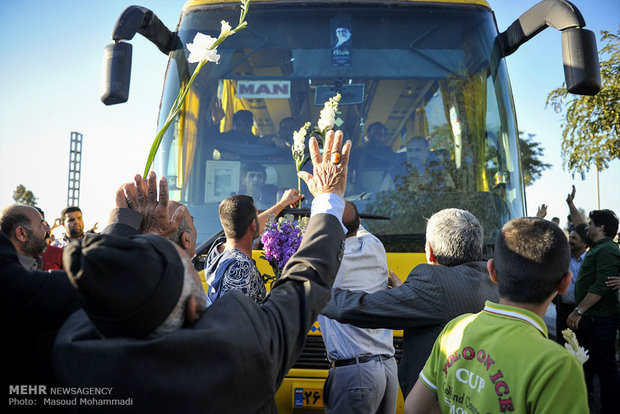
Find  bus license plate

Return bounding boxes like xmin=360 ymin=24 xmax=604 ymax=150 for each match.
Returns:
xmin=294 ymin=387 xmax=323 ymax=407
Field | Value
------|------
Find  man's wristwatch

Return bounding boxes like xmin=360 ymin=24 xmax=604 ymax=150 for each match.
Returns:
xmin=573 ymin=307 xmax=583 ymax=316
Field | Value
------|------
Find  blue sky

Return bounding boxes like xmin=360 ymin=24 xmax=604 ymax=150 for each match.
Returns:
xmin=0 ymin=0 xmax=618 ymax=233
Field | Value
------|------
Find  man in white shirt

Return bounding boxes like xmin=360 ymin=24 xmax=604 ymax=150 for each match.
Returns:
xmin=319 ymin=201 xmax=397 ymax=413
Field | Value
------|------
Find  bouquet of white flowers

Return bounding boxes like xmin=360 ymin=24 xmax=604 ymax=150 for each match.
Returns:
xmin=290 ymin=93 xmax=342 ymax=194
xmin=561 ymin=328 xmax=590 ymax=364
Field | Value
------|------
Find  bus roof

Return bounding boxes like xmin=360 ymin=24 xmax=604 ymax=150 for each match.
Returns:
xmin=183 ymin=0 xmax=492 ymax=13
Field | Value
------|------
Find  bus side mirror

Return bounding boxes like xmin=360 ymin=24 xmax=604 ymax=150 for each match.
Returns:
xmin=498 ymin=0 xmax=601 ymax=96
xmin=100 ymin=5 xmax=178 ymax=106
xmin=562 ymin=28 xmax=600 ymax=96
xmin=100 ymin=42 xmax=132 ymax=105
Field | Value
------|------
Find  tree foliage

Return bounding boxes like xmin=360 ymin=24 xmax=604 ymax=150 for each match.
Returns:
xmin=546 ymin=28 xmax=620 ymax=175
xmin=12 ymin=184 xmax=38 ymax=206
xmin=519 ymin=131 xmax=551 ymax=187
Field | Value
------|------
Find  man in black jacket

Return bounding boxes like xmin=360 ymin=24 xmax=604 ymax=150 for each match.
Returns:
xmin=52 ymin=131 xmax=352 ymax=413
xmin=1 ymin=172 xmax=185 ymax=394
xmin=1 ymin=232 xmax=79 ymax=390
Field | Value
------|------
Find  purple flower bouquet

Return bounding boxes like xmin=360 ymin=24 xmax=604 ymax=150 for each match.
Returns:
xmin=260 ymin=214 xmax=308 ymax=287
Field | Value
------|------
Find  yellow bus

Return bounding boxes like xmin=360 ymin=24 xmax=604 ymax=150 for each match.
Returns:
xmin=101 ymin=0 xmax=599 ymax=411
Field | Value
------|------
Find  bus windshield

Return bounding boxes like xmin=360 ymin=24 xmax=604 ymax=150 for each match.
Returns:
xmin=153 ymin=3 xmax=525 ymax=251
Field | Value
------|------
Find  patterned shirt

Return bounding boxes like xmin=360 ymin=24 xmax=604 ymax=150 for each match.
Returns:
xmin=204 ymin=194 xmax=347 ymax=307
xmin=205 ymin=239 xmax=266 ymax=306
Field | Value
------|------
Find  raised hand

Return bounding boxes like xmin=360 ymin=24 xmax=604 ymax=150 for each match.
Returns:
xmin=52 ymin=218 xmax=63 ymax=231
xmin=536 ymin=204 xmax=548 ymax=219
xmin=566 ymin=185 xmax=576 ymax=204
xmin=211 ymin=99 xmax=225 ymax=124
xmin=605 ymin=275 xmax=620 ymax=290
xmin=121 ymin=172 xmax=185 ymax=237
xmin=88 ymin=222 xmax=99 ymax=233
xmin=298 ymin=130 xmax=352 ymax=197
xmin=388 ymin=270 xmax=404 ymax=288
xmin=278 ymin=188 xmax=304 ymax=209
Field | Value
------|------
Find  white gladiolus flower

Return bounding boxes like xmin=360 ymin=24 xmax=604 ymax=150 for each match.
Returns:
xmin=219 ymin=20 xmax=233 ymax=38
xmin=144 ymin=0 xmax=250 ymax=176
xmin=186 ymin=33 xmax=220 ymax=64
xmin=562 ymin=329 xmax=589 ymax=364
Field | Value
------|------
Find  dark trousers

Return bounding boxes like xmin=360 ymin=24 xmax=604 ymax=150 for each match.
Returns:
xmin=323 ymin=357 xmax=398 ymax=414
xmin=555 ymin=302 xmax=574 ymax=345
xmin=577 ymin=314 xmax=620 ymax=414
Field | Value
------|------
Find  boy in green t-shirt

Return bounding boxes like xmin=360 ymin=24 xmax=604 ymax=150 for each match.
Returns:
xmin=405 ymin=217 xmax=588 ymax=414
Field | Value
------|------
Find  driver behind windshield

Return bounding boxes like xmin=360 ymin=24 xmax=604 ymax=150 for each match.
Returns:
xmin=208 ymin=101 xmax=282 ymax=160
xmin=393 ymin=136 xmax=455 ymax=192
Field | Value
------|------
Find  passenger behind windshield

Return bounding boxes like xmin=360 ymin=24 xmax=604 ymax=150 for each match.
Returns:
xmin=264 ymin=117 xmax=298 ymax=160
xmin=240 ymin=162 xmax=278 ymax=210
xmin=350 ymin=122 xmax=400 ymax=193
xmin=270 ymin=117 xmax=297 ymax=150
xmin=393 ymin=136 xmax=455 ymax=192
xmin=363 ymin=122 xmax=393 ymax=158
xmin=211 ymin=101 xmax=258 ymax=145
xmin=209 ymin=102 xmax=281 ymax=161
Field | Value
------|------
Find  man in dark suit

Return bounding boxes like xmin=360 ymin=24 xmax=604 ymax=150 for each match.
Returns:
xmin=1 ymin=204 xmax=50 ymax=270
xmin=1 ymin=171 xmax=190 ymax=398
xmin=1 ymin=174 xmax=183 ymax=393
xmin=1 ymin=232 xmax=79 ymax=389
xmin=321 ymin=208 xmax=498 ymax=397
xmin=52 ymin=131 xmax=352 ymax=413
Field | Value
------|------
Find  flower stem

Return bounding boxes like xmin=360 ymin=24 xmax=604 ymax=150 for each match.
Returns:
xmin=142 ymin=0 xmax=251 ymax=177
xmin=143 ymin=59 xmax=206 ymax=177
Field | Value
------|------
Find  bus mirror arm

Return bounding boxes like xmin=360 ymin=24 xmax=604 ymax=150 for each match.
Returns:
xmin=497 ymin=0 xmax=600 ymax=96
xmin=101 ymin=6 xmax=180 ymax=105
xmin=111 ymin=6 xmax=179 ymax=55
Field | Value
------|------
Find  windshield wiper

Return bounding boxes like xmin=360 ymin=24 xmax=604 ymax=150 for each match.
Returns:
xmin=277 ymin=207 xmax=389 ymax=221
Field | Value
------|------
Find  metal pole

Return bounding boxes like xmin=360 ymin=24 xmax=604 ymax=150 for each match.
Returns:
xmin=67 ymin=132 xmax=83 ymax=207
xmin=595 ymin=164 xmax=600 ymax=209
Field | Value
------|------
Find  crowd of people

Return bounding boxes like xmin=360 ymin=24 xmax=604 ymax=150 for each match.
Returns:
xmin=2 ymin=129 xmax=619 ymax=413
xmin=207 ymin=109 xmax=459 ymax=200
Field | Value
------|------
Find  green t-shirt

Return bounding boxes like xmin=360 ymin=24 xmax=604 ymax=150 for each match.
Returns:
xmin=575 ymin=234 xmax=620 ymax=316
xmin=420 ymin=301 xmax=588 ymax=414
